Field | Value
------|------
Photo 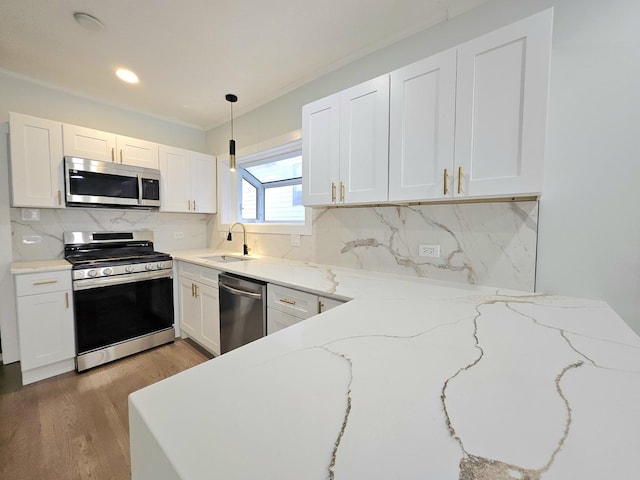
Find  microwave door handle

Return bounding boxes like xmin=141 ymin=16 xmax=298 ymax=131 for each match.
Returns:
xmin=137 ymin=173 xmax=143 ymax=205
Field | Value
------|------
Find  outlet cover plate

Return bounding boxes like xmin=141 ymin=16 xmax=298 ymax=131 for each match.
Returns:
xmin=419 ymin=244 xmax=440 ymax=258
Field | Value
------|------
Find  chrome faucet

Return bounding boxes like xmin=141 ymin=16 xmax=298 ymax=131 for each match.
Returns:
xmin=227 ymin=222 xmax=249 ymax=255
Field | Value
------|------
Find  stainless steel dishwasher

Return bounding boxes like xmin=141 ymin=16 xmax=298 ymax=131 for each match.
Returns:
xmin=218 ymin=273 xmax=267 ymax=354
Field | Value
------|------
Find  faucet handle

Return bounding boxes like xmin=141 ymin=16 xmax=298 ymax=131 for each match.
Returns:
xmin=243 ymin=244 xmax=249 ymax=256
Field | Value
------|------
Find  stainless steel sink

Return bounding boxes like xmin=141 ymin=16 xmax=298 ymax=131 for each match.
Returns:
xmin=199 ymin=254 xmax=251 ymax=263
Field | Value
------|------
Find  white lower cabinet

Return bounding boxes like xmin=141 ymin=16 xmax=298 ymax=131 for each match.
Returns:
xmin=267 ymin=284 xmax=344 ymax=334
xmin=177 ymin=262 xmax=221 ymax=355
xmin=14 ymin=269 xmax=75 ymax=385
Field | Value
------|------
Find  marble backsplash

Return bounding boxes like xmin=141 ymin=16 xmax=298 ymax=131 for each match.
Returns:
xmin=10 ymin=207 xmax=213 ymax=261
xmin=212 ymin=201 xmax=539 ymax=291
xmin=11 ymin=201 xmax=539 ymax=292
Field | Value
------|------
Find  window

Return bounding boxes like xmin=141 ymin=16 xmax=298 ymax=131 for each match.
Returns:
xmin=238 ymin=152 xmax=304 ymax=223
xmin=218 ymin=133 xmax=311 ymax=236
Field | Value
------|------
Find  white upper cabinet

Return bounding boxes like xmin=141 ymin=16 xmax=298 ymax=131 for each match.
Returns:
xmin=62 ymin=124 xmax=116 ymax=163
xmin=339 ymin=75 xmax=390 ymax=204
xmin=9 ymin=112 xmax=65 ymax=208
xmin=117 ymin=135 xmax=159 ymax=169
xmin=388 ymin=49 xmax=457 ymax=201
xmin=302 ymin=94 xmax=340 ymax=206
xmin=159 ymin=145 xmax=216 ymax=213
xmin=454 ymin=9 xmax=552 ymax=198
xmin=63 ymin=124 xmax=159 ymax=169
xmin=303 ymin=9 xmax=552 ymax=205
xmin=302 ymin=75 xmax=389 ymax=206
xmin=190 ymin=152 xmax=217 ymax=213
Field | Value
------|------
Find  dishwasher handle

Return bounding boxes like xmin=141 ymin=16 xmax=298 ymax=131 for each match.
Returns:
xmin=219 ymin=281 xmax=263 ymax=300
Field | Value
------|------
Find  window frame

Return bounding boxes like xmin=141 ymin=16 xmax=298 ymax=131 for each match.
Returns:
xmin=217 ymin=130 xmax=312 ymax=236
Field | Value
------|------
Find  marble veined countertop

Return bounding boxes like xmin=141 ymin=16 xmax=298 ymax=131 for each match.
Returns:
xmin=129 ymin=250 xmax=640 ymax=480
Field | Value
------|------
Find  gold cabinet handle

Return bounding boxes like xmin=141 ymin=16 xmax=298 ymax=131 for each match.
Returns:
xmin=457 ymin=167 xmax=462 ymax=194
xmin=65 ymin=292 xmax=69 ymax=309
xmin=119 ymin=149 xmax=123 ymax=163
xmin=444 ymin=168 xmax=449 ymax=195
xmin=280 ymin=298 xmax=296 ymax=306
xmin=111 ymin=147 xmax=115 ymax=162
xmin=58 ymin=190 xmax=62 ymax=205
xmin=193 ymin=199 xmax=196 ymax=211
xmin=188 ymin=200 xmax=191 ymax=211
xmin=191 ymin=283 xmax=195 ymax=297
xmin=340 ymin=182 xmax=345 ymax=202
xmin=331 ymin=182 xmax=336 ymax=202
xmin=319 ymin=301 xmax=325 ymax=312
xmin=194 ymin=284 xmax=199 ymax=298
xmin=33 ymin=279 xmax=58 ymax=286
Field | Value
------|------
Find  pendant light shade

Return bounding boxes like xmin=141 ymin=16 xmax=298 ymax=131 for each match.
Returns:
xmin=226 ymin=94 xmax=238 ymax=171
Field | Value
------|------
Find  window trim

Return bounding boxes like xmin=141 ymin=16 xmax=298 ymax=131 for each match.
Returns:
xmin=217 ymin=130 xmax=312 ymax=236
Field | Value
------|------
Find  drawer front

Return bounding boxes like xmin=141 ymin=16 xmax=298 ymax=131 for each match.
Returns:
xmin=267 ymin=284 xmax=318 ymax=319
xmin=267 ymin=307 xmax=302 ymax=335
xmin=178 ymin=261 xmax=220 ymax=286
xmin=15 ymin=270 xmax=72 ymax=296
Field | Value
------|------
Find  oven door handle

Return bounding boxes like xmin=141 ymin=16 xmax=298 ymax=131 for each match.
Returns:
xmin=73 ymin=269 xmax=172 ymax=291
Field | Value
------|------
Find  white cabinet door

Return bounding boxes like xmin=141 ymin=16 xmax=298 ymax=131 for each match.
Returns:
xmin=62 ymin=124 xmax=117 ymax=162
xmin=118 ymin=135 xmax=159 ymax=169
xmin=160 ymin=147 xmax=216 ymax=213
xmin=302 ymin=94 xmax=340 ymax=206
xmin=17 ymin=291 xmax=74 ymax=371
xmin=199 ymin=283 xmax=220 ymax=355
xmin=62 ymin=124 xmax=159 ymax=168
xmin=267 ymin=307 xmax=301 ymax=335
xmin=339 ymin=75 xmax=390 ymax=204
xmin=191 ymin=152 xmax=217 ymax=213
xmin=159 ymin=145 xmax=192 ymax=212
xmin=9 ymin=112 xmax=65 ymax=208
xmin=179 ymin=275 xmax=199 ymax=338
xmin=389 ymin=50 xmax=457 ymax=201
xmin=318 ymin=296 xmax=344 ymax=313
xmin=455 ymin=9 xmax=552 ymax=198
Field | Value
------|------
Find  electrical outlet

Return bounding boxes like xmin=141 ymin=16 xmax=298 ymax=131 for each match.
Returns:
xmin=290 ymin=234 xmax=301 ymax=247
xmin=173 ymin=232 xmax=184 ymax=239
xmin=419 ymin=244 xmax=440 ymax=258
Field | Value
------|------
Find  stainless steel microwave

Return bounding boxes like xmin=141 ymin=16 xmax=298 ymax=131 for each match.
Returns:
xmin=64 ymin=156 xmax=161 ymax=208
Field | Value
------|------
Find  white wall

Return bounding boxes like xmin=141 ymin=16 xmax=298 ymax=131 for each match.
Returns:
xmin=0 ymin=70 xmax=206 ymax=150
xmin=206 ymin=0 xmax=640 ymax=333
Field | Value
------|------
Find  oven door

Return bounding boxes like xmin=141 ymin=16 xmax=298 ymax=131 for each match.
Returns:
xmin=72 ymin=270 xmax=174 ymax=355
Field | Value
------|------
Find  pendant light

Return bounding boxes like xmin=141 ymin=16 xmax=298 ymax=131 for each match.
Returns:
xmin=225 ymin=94 xmax=238 ymax=171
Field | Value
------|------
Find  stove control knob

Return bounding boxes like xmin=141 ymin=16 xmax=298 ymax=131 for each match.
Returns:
xmin=87 ymin=269 xmax=97 ymax=278
xmin=103 ymin=267 xmax=113 ymax=276
xmin=145 ymin=263 xmax=155 ymax=271
xmin=125 ymin=265 xmax=134 ymax=273
xmin=157 ymin=262 xmax=165 ymax=269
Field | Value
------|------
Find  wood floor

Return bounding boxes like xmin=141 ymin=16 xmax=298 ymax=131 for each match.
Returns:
xmin=0 ymin=339 xmax=210 ymax=480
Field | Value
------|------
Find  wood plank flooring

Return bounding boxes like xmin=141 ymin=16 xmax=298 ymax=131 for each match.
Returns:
xmin=0 ymin=339 xmax=210 ymax=480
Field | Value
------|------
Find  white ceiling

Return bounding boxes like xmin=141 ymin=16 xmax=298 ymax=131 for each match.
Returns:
xmin=0 ymin=0 xmax=488 ymax=130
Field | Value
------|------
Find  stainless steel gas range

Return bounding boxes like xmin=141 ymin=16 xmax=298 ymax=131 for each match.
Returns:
xmin=64 ymin=231 xmax=174 ymax=371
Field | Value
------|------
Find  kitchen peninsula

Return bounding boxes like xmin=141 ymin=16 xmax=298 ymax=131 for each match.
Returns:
xmin=129 ymin=253 xmax=640 ymax=479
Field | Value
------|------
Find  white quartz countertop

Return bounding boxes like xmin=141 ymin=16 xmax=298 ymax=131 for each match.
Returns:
xmin=129 ymin=250 xmax=640 ymax=480
xmin=10 ymin=259 xmax=71 ymax=274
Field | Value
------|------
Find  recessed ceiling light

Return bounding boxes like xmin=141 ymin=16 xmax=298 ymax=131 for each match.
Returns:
xmin=116 ymin=68 xmax=139 ymax=84
xmin=73 ymin=12 xmax=104 ymax=32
